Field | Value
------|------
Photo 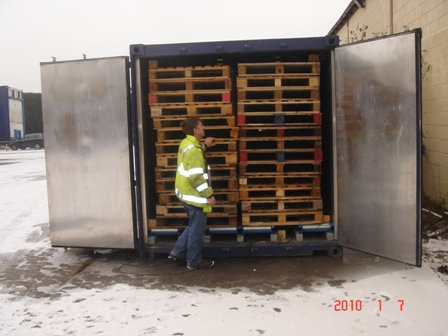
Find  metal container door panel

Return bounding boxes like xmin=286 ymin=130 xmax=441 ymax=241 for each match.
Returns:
xmin=41 ymin=57 xmax=135 ymax=249
xmin=334 ymin=31 xmax=422 ymax=266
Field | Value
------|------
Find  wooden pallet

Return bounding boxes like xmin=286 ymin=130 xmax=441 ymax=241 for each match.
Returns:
xmin=239 ymin=184 xmax=321 ymax=199
xmin=149 ymin=90 xmax=232 ymax=105
xmin=149 ymin=65 xmax=232 ymax=80
xmin=155 ymin=164 xmax=237 ymax=179
xmin=242 ymin=210 xmax=323 ymax=226
xmin=239 ymin=137 xmax=322 ymax=151
xmin=156 ymin=203 xmax=237 ymax=216
xmin=155 ymin=153 xmax=178 ymax=167
xmin=150 ymin=78 xmax=232 ymax=93
xmin=239 ymin=125 xmax=321 ymax=138
xmin=239 ymin=160 xmax=322 ymax=174
xmin=208 ymin=165 xmax=238 ymax=178
xmin=239 ymin=150 xmax=322 ymax=163
xmin=212 ymin=177 xmax=238 ymax=191
xmin=206 ymin=151 xmax=238 ymax=166
xmin=156 ymin=176 xmax=238 ymax=193
xmin=155 ymin=139 xmax=238 ymax=154
xmin=238 ymin=62 xmax=320 ymax=76
xmin=237 ymin=112 xmax=322 ymax=126
xmin=237 ymin=100 xmax=320 ymax=113
xmin=154 ymin=141 xmax=180 ymax=155
xmin=153 ymin=115 xmax=236 ymax=128
xmin=157 ymin=190 xmax=240 ymax=204
xmin=148 ymin=216 xmax=238 ymax=229
xmin=154 ymin=166 xmax=177 ymax=179
xmin=150 ymin=103 xmax=233 ymax=117
xmin=155 ymin=179 xmax=238 ymax=193
xmin=241 ymin=198 xmax=323 ymax=211
xmin=156 ymin=151 xmax=238 ymax=167
xmin=155 ymin=126 xmax=239 ymax=142
xmin=237 ymin=87 xmax=320 ymax=101
xmin=239 ymin=173 xmax=320 ymax=187
xmin=237 ymin=75 xmax=319 ymax=89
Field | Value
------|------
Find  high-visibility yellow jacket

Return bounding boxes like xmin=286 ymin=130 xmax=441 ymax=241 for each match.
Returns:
xmin=175 ymin=135 xmax=213 ymax=208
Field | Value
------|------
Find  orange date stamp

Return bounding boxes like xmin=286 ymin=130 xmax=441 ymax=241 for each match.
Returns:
xmin=333 ymin=299 xmax=405 ymax=311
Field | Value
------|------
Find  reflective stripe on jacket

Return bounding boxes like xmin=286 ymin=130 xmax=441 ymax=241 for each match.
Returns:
xmin=175 ymin=134 xmax=213 ymax=208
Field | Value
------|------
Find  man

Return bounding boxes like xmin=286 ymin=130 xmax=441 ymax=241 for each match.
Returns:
xmin=168 ymin=116 xmax=216 ymax=269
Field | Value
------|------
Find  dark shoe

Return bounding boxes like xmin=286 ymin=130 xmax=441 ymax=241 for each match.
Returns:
xmin=187 ymin=259 xmax=215 ymax=270
xmin=168 ymin=254 xmax=186 ymax=266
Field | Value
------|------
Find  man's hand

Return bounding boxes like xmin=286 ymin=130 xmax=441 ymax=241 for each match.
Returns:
xmin=208 ymin=196 xmax=216 ymax=206
xmin=204 ymin=137 xmax=215 ymax=148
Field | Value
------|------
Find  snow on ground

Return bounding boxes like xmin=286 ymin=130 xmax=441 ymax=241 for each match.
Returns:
xmin=0 ymin=270 xmax=446 ymax=336
xmin=0 ymin=150 xmax=49 ymax=254
xmin=423 ymin=238 xmax=448 ymax=286
xmin=1 ymin=150 xmax=448 ymax=336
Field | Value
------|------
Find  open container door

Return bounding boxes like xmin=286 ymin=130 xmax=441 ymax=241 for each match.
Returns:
xmin=41 ymin=57 xmax=137 ymax=249
xmin=333 ymin=30 xmax=422 ymax=266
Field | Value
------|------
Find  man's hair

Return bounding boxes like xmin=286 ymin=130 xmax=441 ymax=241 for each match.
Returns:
xmin=180 ymin=116 xmax=201 ymax=135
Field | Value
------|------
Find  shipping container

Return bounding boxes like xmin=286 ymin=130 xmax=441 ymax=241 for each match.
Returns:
xmin=40 ymin=30 xmax=422 ymax=266
xmin=0 ymin=86 xmax=25 ymax=141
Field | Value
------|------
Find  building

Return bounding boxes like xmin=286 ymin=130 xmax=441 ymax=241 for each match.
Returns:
xmin=0 ymin=86 xmax=25 ymax=141
xmin=329 ymin=0 xmax=448 ymax=205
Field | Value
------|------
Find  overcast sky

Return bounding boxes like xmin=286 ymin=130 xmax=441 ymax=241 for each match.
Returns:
xmin=0 ymin=0 xmax=351 ymax=93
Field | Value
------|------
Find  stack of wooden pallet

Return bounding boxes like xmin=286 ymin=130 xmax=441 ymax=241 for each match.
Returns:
xmin=237 ymin=56 xmax=324 ymax=228
xmin=148 ymin=61 xmax=239 ymax=229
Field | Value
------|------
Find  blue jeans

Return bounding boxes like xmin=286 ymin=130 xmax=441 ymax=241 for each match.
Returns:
xmin=171 ymin=203 xmax=207 ymax=267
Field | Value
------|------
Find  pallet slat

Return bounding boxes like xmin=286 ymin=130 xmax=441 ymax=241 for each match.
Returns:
xmin=237 ymin=100 xmax=320 ymax=113
xmin=150 ymin=78 xmax=232 ymax=93
xmin=156 ymin=177 xmax=238 ymax=192
xmin=238 ymin=62 xmax=320 ymax=76
xmin=239 ymin=174 xmax=320 ymax=187
xmin=150 ymin=103 xmax=233 ymax=117
xmin=156 ymin=203 xmax=237 ymax=215
xmin=239 ymin=161 xmax=322 ymax=174
xmin=239 ymin=150 xmax=322 ymax=163
xmin=238 ymin=88 xmax=319 ymax=101
xmin=239 ymin=185 xmax=321 ymax=199
xmin=242 ymin=210 xmax=323 ymax=226
xmin=157 ymin=191 xmax=240 ymax=204
xmin=241 ymin=199 xmax=323 ymax=211
xmin=149 ymin=65 xmax=232 ymax=79
xmin=237 ymin=112 xmax=322 ymax=126
xmin=148 ymin=216 xmax=238 ymax=229
xmin=153 ymin=115 xmax=236 ymax=128
xmin=237 ymin=76 xmax=319 ymax=89
xmin=239 ymin=125 xmax=321 ymax=138
xmin=155 ymin=165 xmax=237 ymax=178
xmin=149 ymin=90 xmax=232 ymax=105
xmin=156 ymin=152 xmax=238 ymax=167
xmin=239 ymin=138 xmax=322 ymax=151
xmin=155 ymin=140 xmax=238 ymax=154
xmin=155 ymin=126 xmax=239 ymax=142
